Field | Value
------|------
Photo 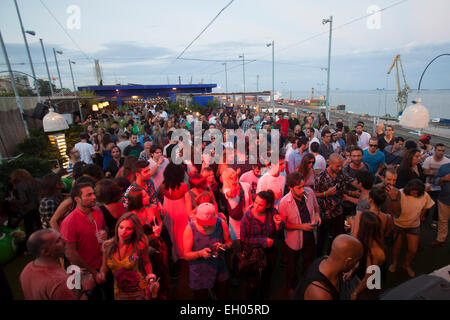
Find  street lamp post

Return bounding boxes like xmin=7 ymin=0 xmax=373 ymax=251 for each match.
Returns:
xmin=53 ymin=48 xmax=64 ymax=95
xmin=69 ymin=59 xmax=84 ymax=122
xmin=39 ymin=38 xmax=55 ymax=97
xmin=238 ymin=54 xmax=246 ymax=105
xmin=13 ymin=0 xmax=40 ymax=100
xmin=323 ymin=16 xmax=333 ymax=120
xmin=222 ymin=62 xmax=228 ymax=103
xmin=266 ymin=41 xmax=275 ymax=117
xmin=0 ymin=30 xmax=29 ymax=136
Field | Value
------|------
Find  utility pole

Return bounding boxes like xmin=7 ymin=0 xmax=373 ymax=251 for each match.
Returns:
xmin=323 ymin=16 xmax=333 ymax=120
xmin=222 ymin=62 xmax=228 ymax=103
xmin=53 ymin=48 xmax=64 ymax=95
xmin=69 ymin=59 xmax=83 ymax=122
xmin=238 ymin=54 xmax=246 ymax=105
xmin=14 ymin=0 xmax=40 ymax=100
xmin=266 ymin=41 xmax=275 ymax=117
xmin=39 ymin=38 xmax=54 ymax=97
xmin=0 ymin=30 xmax=29 ymax=136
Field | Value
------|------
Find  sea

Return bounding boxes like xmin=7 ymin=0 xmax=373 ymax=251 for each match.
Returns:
xmin=281 ymin=89 xmax=450 ymax=120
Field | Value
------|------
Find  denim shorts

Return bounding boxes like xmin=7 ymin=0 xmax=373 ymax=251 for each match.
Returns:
xmin=393 ymin=224 xmax=420 ymax=235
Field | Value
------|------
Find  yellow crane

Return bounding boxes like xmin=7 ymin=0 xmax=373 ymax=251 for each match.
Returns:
xmin=387 ymin=54 xmax=411 ymax=116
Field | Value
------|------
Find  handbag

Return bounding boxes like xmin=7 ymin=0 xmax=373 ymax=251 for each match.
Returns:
xmin=238 ymin=246 xmax=267 ymax=276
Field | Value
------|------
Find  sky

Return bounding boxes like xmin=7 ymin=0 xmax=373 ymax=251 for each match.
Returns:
xmin=1 ymin=0 xmax=450 ymax=94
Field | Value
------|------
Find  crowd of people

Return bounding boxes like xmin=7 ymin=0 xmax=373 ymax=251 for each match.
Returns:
xmin=4 ymin=102 xmax=449 ymax=300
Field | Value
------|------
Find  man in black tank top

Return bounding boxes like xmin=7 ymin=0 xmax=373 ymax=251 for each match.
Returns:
xmin=294 ymin=234 xmax=363 ymax=300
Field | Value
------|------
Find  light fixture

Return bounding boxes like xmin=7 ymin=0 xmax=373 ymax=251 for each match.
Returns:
xmin=98 ymin=103 xmax=103 ymax=109
xmin=399 ymin=53 xmax=449 ymax=130
xmin=43 ymin=107 xmax=69 ymax=168
xmin=92 ymin=104 xmax=98 ymax=111
xmin=172 ymin=88 xmax=177 ymax=90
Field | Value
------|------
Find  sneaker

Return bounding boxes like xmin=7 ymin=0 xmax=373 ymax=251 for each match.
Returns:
xmin=431 ymin=240 xmax=444 ymax=248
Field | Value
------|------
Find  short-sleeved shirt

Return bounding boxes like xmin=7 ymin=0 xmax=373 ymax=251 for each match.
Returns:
xmin=239 ymin=170 xmax=260 ymax=196
xmin=436 ymin=163 xmax=450 ymax=205
xmin=422 ymin=156 xmax=450 ymax=174
xmin=60 ymin=207 xmax=104 ymax=271
xmin=74 ymin=142 xmax=95 ymax=164
xmin=256 ymin=173 xmax=286 ymax=208
xmin=314 ymin=154 xmax=327 ymax=173
xmin=357 ymin=131 xmax=371 ymax=150
xmin=362 ymin=149 xmax=386 ymax=175
xmin=123 ymin=144 xmax=144 ymax=159
xmin=39 ymin=197 xmax=60 ymax=228
xmin=319 ymin=143 xmax=334 ymax=160
xmin=395 ymin=190 xmax=435 ymax=229
xmin=314 ymin=169 xmax=354 ymax=219
xmin=122 ymin=181 xmax=158 ymax=209
xmin=148 ymin=157 xmax=169 ymax=190
xmin=20 ymin=262 xmax=76 ymax=300
xmin=288 ymin=149 xmax=303 ymax=173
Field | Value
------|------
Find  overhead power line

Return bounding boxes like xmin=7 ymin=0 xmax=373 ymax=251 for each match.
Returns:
xmin=206 ymin=0 xmax=409 ymax=76
xmin=176 ymin=0 xmax=235 ymax=59
xmin=39 ymin=0 xmax=92 ymax=61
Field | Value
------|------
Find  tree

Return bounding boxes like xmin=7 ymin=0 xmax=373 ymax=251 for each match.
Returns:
xmin=0 ymin=87 xmax=35 ymax=97
xmin=36 ymin=79 xmax=56 ymax=97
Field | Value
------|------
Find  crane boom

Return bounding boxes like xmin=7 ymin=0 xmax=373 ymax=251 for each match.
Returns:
xmin=387 ymin=54 xmax=411 ymax=117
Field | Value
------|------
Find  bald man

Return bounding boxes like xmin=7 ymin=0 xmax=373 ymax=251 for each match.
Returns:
xmin=20 ymin=229 xmax=94 ymax=300
xmin=295 ymin=234 xmax=363 ymax=300
xmin=374 ymin=122 xmax=385 ymax=139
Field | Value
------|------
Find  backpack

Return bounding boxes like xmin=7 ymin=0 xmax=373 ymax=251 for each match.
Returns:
xmin=226 ymin=183 xmax=246 ymax=221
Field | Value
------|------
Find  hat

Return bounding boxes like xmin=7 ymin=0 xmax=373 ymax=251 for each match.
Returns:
xmin=196 ymin=203 xmax=217 ymax=226
xmin=419 ymin=134 xmax=431 ymax=145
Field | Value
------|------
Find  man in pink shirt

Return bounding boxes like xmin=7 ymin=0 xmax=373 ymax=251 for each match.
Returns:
xmin=20 ymin=229 xmax=94 ymax=299
xmin=60 ymin=182 xmax=106 ymax=280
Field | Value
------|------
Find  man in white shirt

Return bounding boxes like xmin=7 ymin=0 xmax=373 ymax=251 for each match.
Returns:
xmin=284 ymin=137 xmax=297 ymax=166
xmin=148 ymin=145 xmax=169 ymax=190
xmin=306 ymin=128 xmax=320 ymax=153
xmin=256 ymin=157 xmax=286 ymax=209
xmin=423 ymin=144 xmax=450 ymax=176
xmin=310 ymin=141 xmax=326 ymax=174
xmin=74 ymin=133 xmax=95 ymax=164
xmin=160 ymin=109 xmax=168 ymax=120
xmin=239 ymin=163 xmax=262 ymax=198
xmin=355 ymin=122 xmax=371 ymax=150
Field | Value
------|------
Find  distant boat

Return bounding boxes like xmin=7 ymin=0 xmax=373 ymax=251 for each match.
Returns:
xmin=432 ymin=118 xmax=450 ymax=125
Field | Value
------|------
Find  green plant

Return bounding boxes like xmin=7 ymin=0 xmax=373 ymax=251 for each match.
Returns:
xmin=16 ymin=128 xmax=63 ymax=164
xmin=78 ymin=89 xmax=99 ymax=107
xmin=117 ymin=104 xmax=129 ymax=113
xmin=206 ymin=99 xmax=220 ymax=110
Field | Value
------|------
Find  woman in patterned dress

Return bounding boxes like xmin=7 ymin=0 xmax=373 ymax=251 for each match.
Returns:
xmin=96 ymin=213 xmax=157 ymax=300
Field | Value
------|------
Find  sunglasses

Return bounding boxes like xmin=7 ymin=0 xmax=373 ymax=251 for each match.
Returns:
xmin=369 ymin=144 xmax=378 ymax=147
xmin=308 ymin=160 xmax=315 ymax=164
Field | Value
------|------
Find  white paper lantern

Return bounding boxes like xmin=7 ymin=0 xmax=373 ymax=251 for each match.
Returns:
xmin=399 ymin=98 xmax=429 ymax=129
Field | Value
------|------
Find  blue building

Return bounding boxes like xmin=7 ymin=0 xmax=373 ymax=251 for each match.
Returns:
xmin=77 ymin=84 xmax=217 ymax=106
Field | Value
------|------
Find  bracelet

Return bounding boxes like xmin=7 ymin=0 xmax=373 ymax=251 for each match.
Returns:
xmin=323 ymin=191 xmax=326 ymax=197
